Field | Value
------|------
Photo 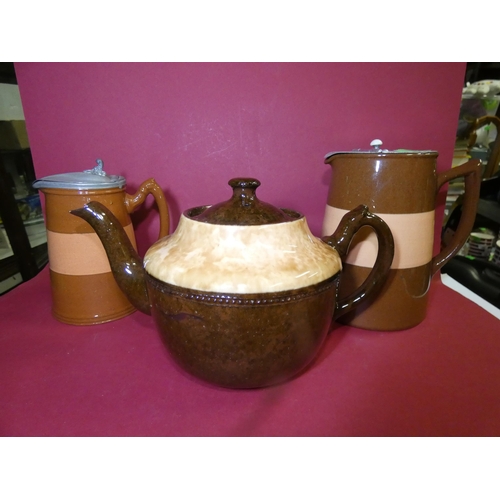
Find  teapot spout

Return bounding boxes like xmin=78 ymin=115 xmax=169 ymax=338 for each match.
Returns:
xmin=71 ymin=201 xmax=151 ymax=315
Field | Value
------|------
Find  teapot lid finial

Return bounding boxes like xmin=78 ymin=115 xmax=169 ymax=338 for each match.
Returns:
xmin=228 ymin=178 xmax=261 ymax=208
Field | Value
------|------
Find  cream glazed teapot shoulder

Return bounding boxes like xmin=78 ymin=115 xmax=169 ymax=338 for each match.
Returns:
xmin=144 ymin=204 xmax=342 ymax=294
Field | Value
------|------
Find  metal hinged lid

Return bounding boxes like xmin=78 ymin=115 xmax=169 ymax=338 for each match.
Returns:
xmin=32 ymin=159 xmax=126 ymax=190
xmin=324 ymin=139 xmax=437 ymax=163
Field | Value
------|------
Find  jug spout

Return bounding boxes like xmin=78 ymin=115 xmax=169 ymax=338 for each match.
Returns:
xmin=71 ymin=201 xmax=151 ymax=315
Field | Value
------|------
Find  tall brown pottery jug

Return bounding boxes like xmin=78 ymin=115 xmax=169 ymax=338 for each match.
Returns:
xmin=33 ymin=160 xmax=169 ymax=325
xmin=323 ymin=140 xmax=481 ymax=331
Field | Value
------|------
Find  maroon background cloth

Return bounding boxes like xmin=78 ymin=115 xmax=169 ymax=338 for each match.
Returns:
xmin=1 ymin=268 xmax=499 ymax=436
xmin=15 ymin=62 xmax=464 ymax=251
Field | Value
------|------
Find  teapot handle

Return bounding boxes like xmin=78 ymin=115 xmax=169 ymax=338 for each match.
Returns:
xmin=125 ymin=178 xmax=170 ymax=239
xmin=322 ymin=205 xmax=394 ymax=320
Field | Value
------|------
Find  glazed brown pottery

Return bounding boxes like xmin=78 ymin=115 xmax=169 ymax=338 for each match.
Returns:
xmin=33 ymin=160 xmax=169 ymax=325
xmin=323 ymin=140 xmax=481 ymax=331
xmin=71 ymin=178 xmax=394 ymax=388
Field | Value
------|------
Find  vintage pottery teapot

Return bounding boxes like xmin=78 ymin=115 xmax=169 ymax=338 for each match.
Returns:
xmin=71 ymin=177 xmax=394 ymax=388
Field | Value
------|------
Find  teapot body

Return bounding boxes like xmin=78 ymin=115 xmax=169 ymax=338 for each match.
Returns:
xmin=143 ymin=201 xmax=343 ymax=388
xmin=147 ymin=272 xmax=337 ymax=388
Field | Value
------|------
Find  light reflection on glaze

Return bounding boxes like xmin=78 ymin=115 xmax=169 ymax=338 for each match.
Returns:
xmin=144 ymin=215 xmax=342 ymax=293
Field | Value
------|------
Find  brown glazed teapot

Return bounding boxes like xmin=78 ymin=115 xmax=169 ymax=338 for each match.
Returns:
xmin=71 ymin=178 xmax=394 ymax=388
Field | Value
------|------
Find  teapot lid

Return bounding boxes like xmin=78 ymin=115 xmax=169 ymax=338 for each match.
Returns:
xmin=324 ymin=139 xmax=438 ymax=162
xmin=33 ymin=159 xmax=126 ymax=190
xmin=187 ymin=178 xmax=299 ymax=226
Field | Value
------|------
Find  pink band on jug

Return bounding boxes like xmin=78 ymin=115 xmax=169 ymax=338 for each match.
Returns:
xmin=323 ymin=206 xmax=435 ymax=269
xmin=47 ymin=224 xmax=137 ymax=276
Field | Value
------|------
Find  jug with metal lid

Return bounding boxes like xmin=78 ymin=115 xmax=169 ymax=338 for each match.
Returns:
xmin=323 ymin=139 xmax=481 ymax=331
xmin=33 ymin=159 xmax=169 ymax=325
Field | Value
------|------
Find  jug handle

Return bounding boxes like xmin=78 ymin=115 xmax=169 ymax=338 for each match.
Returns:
xmin=322 ymin=205 xmax=394 ymax=320
xmin=125 ymin=178 xmax=170 ymax=239
xmin=431 ymin=159 xmax=481 ymax=275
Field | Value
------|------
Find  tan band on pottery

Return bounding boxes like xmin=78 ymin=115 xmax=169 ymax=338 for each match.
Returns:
xmin=323 ymin=206 xmax=435 ymax=269
xmin=47 ymin=224 xmax=136 ymax=276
